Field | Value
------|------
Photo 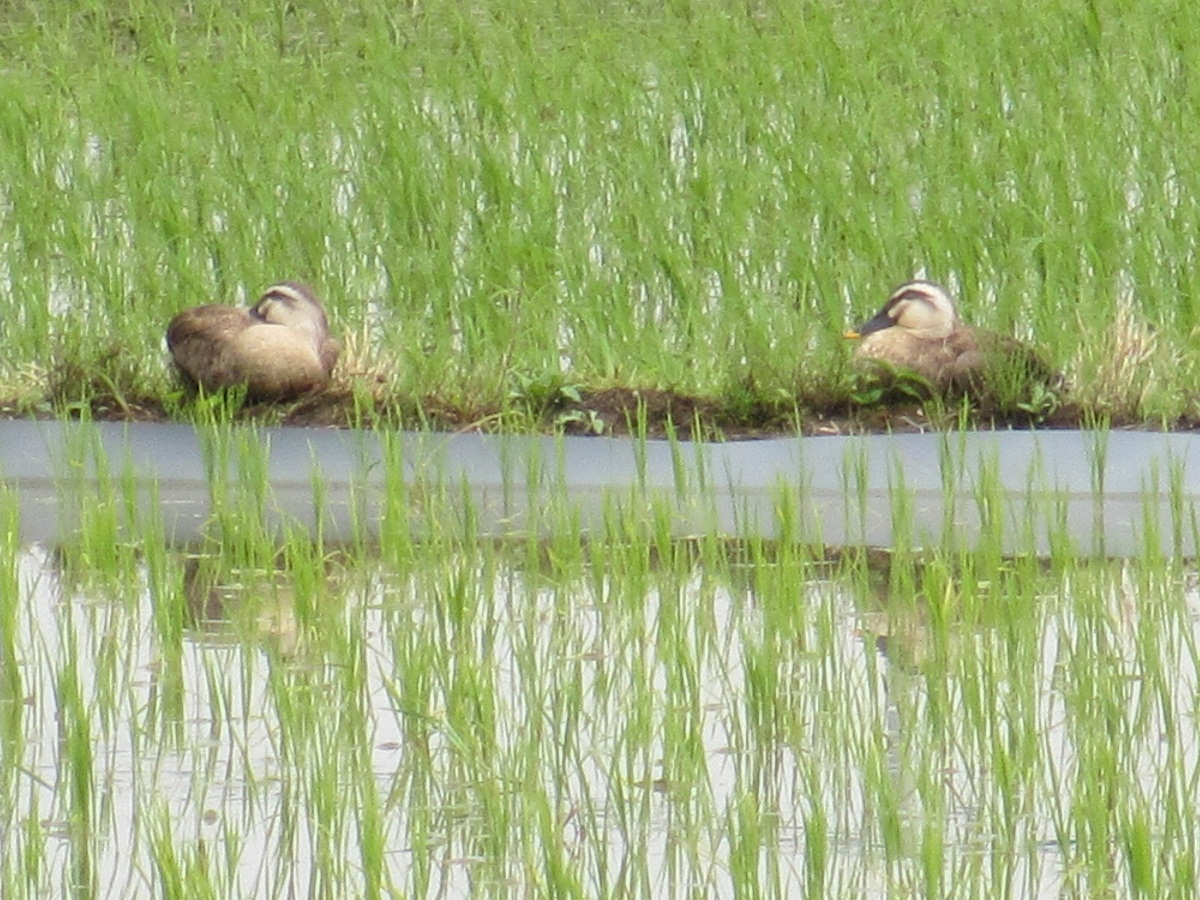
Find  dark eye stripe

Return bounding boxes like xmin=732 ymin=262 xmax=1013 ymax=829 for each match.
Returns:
xmin=262 ymin=290 xmax=298 ymax=306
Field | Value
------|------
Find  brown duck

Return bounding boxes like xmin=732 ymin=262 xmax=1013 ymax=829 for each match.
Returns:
xmin=167 ymin=282 xmax=339 ymax=400
xmin=846 ymin=280 xmax=1055 ymax=395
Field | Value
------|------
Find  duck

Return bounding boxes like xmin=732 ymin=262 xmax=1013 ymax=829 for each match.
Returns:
xmin=167 ymin=281 xmax=339 ymax=400
xmin=845 ymin=279 xmax=1056 ymax=397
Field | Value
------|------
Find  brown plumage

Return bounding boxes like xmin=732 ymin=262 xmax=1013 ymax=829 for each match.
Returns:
xmin=846 ymin=280 xmax=1057 ymax=397
xmin=167 ymin=282 xmax=339 ymax=400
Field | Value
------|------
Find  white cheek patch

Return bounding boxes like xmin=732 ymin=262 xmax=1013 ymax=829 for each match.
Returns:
xmin=888 ymin=301 xmax=909 ymax=324
xmin=249 ymin=298 xmax=275 ymax=321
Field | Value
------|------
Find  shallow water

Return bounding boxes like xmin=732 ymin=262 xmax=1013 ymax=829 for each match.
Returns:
xmin=7 ymin=422 xmax=1200 ymax=897
xmin=6 ymin=421 xmax=1200 ymax=895
xmin=3 ymin=420 xmax=1200 ymax=556
xmin=8 ymin=544 xmax=1196 ymax=897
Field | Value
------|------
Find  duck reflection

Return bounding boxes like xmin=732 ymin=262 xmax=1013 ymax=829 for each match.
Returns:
xmin=848 ymin=550 xmax=995 ymax=674
xmin=181 ymin=552 xmax=343 ymax=656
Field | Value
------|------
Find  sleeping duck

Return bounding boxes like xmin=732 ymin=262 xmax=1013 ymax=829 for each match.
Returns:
xmin=846 ymin=280 xmax=1057 ymax=399
xmin=167 ymin=281 xmax=339 ymax=400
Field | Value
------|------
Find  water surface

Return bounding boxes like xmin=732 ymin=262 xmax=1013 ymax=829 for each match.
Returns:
xmin=2 ymin=421 xmax=1198 ymax=555
xmin=4 ymin=422 xmax=1199 ymax=896
xmin=7 ymin=543 xmax=1192 ymax=897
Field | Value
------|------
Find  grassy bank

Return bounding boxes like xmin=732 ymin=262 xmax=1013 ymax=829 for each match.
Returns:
xmin=2 ymin=0 xmax=1200 ymax=433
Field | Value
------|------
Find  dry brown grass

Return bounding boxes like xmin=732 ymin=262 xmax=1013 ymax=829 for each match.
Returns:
xmin=1068 ymin=305 xmax=1186 ymax=424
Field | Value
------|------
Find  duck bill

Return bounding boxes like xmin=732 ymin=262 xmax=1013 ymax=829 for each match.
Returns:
xmin=851 ymin=308 xmax=896 ymax=338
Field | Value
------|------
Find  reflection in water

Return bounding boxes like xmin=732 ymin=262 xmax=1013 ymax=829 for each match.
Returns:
xmin=10 ymin=421 xmax=1200 ymax=556
xmin=4 ymin=542 xmax=1198 ymax=897
xmin=181 ymin=554 xmax=314 ymax=656
xmin=847 ymin=556 xmax=993 ymax=868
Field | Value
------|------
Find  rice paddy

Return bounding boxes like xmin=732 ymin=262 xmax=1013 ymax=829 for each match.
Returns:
xmin=2 ymin=0 xmax=1200 ymax=431
xmin=1 ymin=421 xmax=1200 ymax=897
xmin=6 ymin=1 xmax=1200 ymax=897
xmin=4 ymin=498 xmax=1200 ymax=898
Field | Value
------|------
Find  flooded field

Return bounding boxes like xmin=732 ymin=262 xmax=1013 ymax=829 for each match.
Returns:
xmin=8 ymin=1 xmax=1200 ymax=894
xmin=3 ymin=423 xmax=1200 ymax=897
xmin=8 ymin=540 xmax=1200 ymax=898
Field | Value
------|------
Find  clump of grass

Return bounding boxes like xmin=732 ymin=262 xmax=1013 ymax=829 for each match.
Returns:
xmin=1070 ymin=304 xmax=1194 ymax=426
xmin=44 ymin=322 xmax=169 ymax=421
xmin=0 ymin=360 xmax=51 ymax=419
xmin=330 ymin=326 xmax=404 ymax=422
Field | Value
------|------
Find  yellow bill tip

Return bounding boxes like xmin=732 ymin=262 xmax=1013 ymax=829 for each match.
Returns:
xmin=843 ymin=330 xmax=861 ymax=340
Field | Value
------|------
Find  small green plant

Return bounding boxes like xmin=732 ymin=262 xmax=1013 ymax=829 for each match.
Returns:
xmin=506 ymin=370 xmax=604 ymax=433
xmin=848 ymin=362 xmax=937 ymax=406
xmin=552 ymin=405 xmax=606 ymax=434
xmin=1015 ymin=379 xmax=1064 ymax=421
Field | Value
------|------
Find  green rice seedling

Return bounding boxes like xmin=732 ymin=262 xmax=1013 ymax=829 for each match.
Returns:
xmin=935 ymin=430 xmax=966 ymax=554
xmin=0 ymin=485 xmax=22 ymax=724
xmin=192 ymin=421 xmax=290 ymax=568
xmin=1159 ymin=456 xmax=1195 ymax=559
xmin=886 ymin=453 xmax=917 ymax=560
xmin=1082 ymin=429 xmax=1112 ymax=557
xmin=0 ymin=503 xmax=29 ymax=897
xmin=47 ymin=429 xmax=155 ymax=604
xmin=147 ymin=804 xmax=217 ymax=899
xmin=969 ymin=446 xmax=1007 ymax=567
xmin=54 ymin=629 xmax=96 ymax=898
xmin=838 ymin=441 xmax=873 ymax=549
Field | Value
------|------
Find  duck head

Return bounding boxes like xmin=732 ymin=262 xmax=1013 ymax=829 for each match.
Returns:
xmin=847 ymin=280 xmax=958 ymax=341
xmin=251 ymin=281 xmax=331 ymax=351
